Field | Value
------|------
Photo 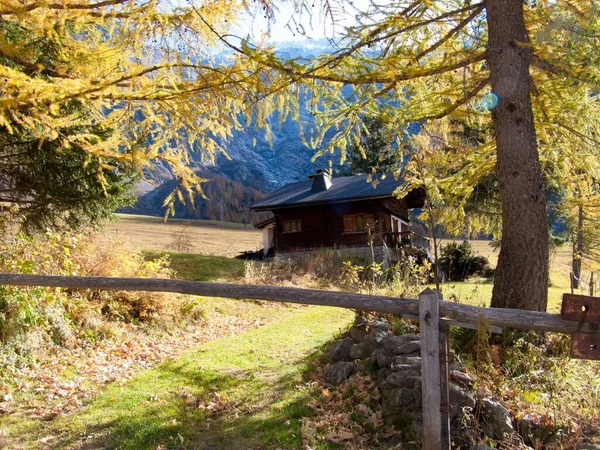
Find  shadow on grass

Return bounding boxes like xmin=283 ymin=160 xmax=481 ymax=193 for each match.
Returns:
xmin=51 ymin=349 xmax=327 ymax=450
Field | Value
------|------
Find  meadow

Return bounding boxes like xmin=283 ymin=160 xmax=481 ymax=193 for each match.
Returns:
xmin=107 ymin=214 xmax=262 ymax=257
xmin=110 ymin=214 xmax=593 ymax=312
xmin=434 ymin=239 xmax=594 ymax=312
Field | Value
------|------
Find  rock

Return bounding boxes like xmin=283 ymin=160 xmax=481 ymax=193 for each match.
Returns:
xmin=355 ymin=316 xmax=368 ymax=326
xmin=369 ymin=328 xmax=389 ymax=346
xmin=384 ymin=387 xmax=415 ymax=409
xmin=391 ymin=355 xmax=421 ymax=371
xmin=368 ymin=319 xmax=391 ymax=332
xmin=375 ymin=368 xmax=395 ymax=389
xmin=326 ymin=338 xmax=355 ymax=362
xmin=323 ymin=361 xmax=355 ymax=386
xmin=349 ymin=341 xmax=375 ymax=360
xmin=517 ymin=415 xmax=560 ymax=447
xmin=450 ymin=370 xmax=473 ymax=388
xmin=382 ymin=334 xmax=420 ymax=350
xmin=391 ymin=356 xmax=421 ymax=371
xmin=376 ymin=348 xmax=395 ymax=368
xmin=395 ymin=341 xmax=421 ymax=355
xmin=449 ymin=361 xmax=463 ymax=372
xmin=449 ymin=383 xmax=476 ymax=418
xmin=349 ymin=324 xmax=369 ymax=342
xmin=481 ymin=398 xmax=514 ymax=440
xmin=576 ymin=444 xmax=600 ymax=450
xmin=387 ymin=372 xmax=421 ymax=389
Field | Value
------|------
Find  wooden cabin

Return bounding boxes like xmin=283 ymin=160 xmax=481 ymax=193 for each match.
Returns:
xmin=251 ymin=170 xmax=429 ymax=260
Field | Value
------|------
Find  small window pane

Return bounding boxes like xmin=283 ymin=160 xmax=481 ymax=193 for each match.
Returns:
xmin=355 ymin=215 xmax=365 ymax=232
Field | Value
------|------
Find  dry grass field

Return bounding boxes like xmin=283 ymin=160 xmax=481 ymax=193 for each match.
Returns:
xmin=435 ymin=238 xmax=598 ymax=312
xmin=106 ymin=214 xmax=598 ymax=311
xmin=106 ymin=214 xmax=262 ymax=256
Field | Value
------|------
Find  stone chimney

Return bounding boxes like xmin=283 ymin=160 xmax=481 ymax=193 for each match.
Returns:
xmin=309 ymin=169 xmax=332 ymax=193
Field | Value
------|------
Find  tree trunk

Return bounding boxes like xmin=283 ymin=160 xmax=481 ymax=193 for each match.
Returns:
xmin=487 ymin=0 xmax=549 ymax=311
xmin=572 ymin=203 xmax=583 ymax=289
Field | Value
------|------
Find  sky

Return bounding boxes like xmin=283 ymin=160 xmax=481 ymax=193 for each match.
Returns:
xmin=236 ymin=0 xmax=370 ymax=44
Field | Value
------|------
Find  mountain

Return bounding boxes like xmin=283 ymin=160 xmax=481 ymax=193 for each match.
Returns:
xmin=125 ymin=40 xmax=348 ymax=220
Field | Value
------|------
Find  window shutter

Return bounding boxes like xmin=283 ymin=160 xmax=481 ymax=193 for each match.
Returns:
xmin=343 ymin=216 xmax=354 ymax=233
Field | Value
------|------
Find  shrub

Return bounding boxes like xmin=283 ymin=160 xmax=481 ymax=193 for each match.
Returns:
xmin=0 ymin=229 xmax=192 ymax=359
xmin=438 ymin=241 xmax=492 ymax=281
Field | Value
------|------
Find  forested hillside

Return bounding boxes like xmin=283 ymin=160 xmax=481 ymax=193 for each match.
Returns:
xmin=122 ymin=170 xmax=271 ymax=224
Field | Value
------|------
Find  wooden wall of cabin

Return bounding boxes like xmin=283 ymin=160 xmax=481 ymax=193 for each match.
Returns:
xmin=273 ymin=199 xmax=410 ymax=252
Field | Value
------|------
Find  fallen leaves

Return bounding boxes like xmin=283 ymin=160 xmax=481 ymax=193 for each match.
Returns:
xmin=300 ymin=364 xmax=398 ymax=450
xmin=0 ymin=311 xmax=276 ymax=426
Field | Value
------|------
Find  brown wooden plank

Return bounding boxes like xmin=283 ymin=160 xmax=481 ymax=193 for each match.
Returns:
xmin=570 ymin=332 xmax=600 ymax=360
xmin=561 ymin=293 xmax=600 ymax=323
xmin=0 ymin=274 xmax=598 ymax=334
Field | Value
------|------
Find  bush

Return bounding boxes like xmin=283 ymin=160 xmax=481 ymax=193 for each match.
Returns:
xmin=438 ymin=241 xmax=492 ymax=281
xmin=0 ymin=229 xmax=193 ymax=358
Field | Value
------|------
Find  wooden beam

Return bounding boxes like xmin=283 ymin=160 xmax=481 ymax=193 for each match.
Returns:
xmin=419 ymin=288 xmax=445 ymax=450
xmin=0 ymin=273 xmax=595 ymax=334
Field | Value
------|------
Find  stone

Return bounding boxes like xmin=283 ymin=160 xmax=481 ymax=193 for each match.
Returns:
xmin=368 ymin=319 xmax=391 ymax=332
xmin=382 ymin=334 xmax=420 ymax=351
xmin=355 ymin=316 xmax=368 ymax=326
xmin=449 ymin=382 xmax=476 ymax=418
xmin=387 ymin=372 xmax=421 ymax=389
xmin=517 ymin=415 xmax=560 ymax=447
xmin=349 ymin=341 xmax=375 ymax=360
xmin=481 ymin=397 xmax=514 ymax=440
xmin=369 ymin=328 xmax=389 ymax=346
xmin=391 ymin=355 xmax=421 ymax=371
xmin=375 ymin=368 xmax=394 ymax=389
xmin=326 ymin=338 xmax=355 ymax=362
xmin=349 ymin=323 xmax=369 ymax=342
xmin=449 ymin=361 xmax=463 ymax=372
xmin=376 ymin=348 xmax=395 ymax=368
xmin=395 ymin=341 xmax=421 ymax=355
xmin=450 ymin=370 xmax=473 ymax=388
xmin=576 ymin=444 xmax=600 ymax=450
xmin=323 ymin=361 xmax=355 ymax=386
xmin=384 ymin=387 xmax=415 ymax=409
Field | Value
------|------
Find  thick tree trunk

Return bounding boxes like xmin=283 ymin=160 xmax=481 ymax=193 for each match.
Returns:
xmin=572 ymin=203 xmax=583 ymax=289
xmin=487 ymin=0 xmax=549 ymax=311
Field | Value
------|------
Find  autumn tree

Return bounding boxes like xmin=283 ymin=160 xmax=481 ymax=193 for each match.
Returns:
xmin=227 ymin=0 xmax=600 ymax=311
xmin=0 ymin=1 xmax=293 ymax=217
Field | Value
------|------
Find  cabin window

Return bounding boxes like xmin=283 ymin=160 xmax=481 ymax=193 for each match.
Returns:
xmin=343 ymin=214 xmax=375 ymax=233
xmin=282 ymin=219 xmax=301 ymax=233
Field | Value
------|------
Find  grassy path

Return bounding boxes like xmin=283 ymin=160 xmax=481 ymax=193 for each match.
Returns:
xmin=19 ymin=305 xmax=353 ymax=450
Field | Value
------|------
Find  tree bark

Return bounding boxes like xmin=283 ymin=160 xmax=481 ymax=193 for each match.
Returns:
xmin=487 ymin=0 xmax=549 ymax=311
xmin=572 ymin=203 xmax=583 ymax=289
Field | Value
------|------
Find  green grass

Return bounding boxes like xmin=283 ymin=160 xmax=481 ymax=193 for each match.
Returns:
xmin=4 ymin=305 xmax=353 ymax=450
xmin=144 ymin=251 xmax=246 ymax=282
xmin=431 ymin=241 xmax=589 ymax=312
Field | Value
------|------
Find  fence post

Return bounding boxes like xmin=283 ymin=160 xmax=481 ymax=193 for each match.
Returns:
xmin=590 ymin=272 xmax=595 ymax=297
xmin=419 ymin=288 xmax=448 ymax=450
xmin=570 ymin=272 xmax=574 ymax=295
xmin=439 ymin=311 xmax=451 ymax=449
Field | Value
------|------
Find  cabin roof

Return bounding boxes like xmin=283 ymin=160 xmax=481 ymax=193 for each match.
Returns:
xmin=250 ymin=173 xmax=425 ymax=211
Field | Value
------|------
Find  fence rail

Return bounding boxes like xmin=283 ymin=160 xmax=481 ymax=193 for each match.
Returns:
xmin=0 ymin=273 xmax=595 ymax=334
xmin=0 ymin=272 xmax=597 ymax=450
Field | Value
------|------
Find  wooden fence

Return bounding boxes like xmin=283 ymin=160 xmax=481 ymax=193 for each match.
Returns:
xmin=0 ymin=273 xmax=598 ymax=449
